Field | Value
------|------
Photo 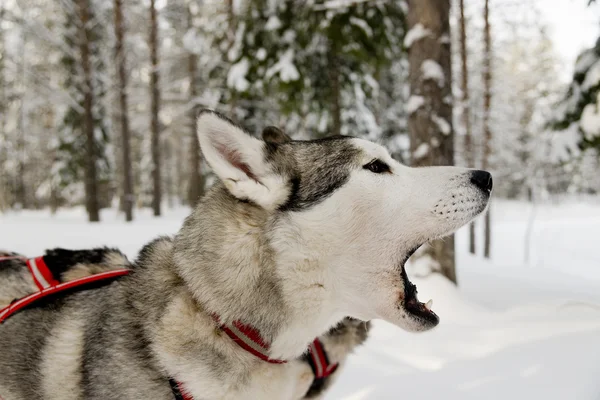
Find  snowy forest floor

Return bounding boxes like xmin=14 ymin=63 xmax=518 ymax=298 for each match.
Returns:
xmin=1 ymin=200 xmax=600 ymax=399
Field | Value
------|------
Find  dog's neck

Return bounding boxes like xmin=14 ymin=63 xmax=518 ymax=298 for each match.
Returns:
xmin=172 ymin=186 xmax=344 ymax=359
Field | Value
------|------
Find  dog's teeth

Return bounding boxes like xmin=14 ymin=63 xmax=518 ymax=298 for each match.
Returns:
xmin=424 ymin=299 xmax=433 ymax=310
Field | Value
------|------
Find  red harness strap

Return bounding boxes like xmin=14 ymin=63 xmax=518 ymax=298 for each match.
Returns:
xmin=0 ymin=259 xmax=129 ymax=324
xmin=169 ymin=378 xmax=193 ymax=400
xmin=0 ymin=257 xmax=191 ymax=400
xmin=26 ymin=257 xmax=60 ymax=290
xmin=302 ymin=338 xmax=339 ymax=398
xmin=308 ymin=338 xmax=338 ymax=379
xmin=212 ymin=314 xmax=287 ymax=364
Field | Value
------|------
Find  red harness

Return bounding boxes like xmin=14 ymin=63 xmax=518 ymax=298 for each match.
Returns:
xmin=0 ymin=256 xmax=338 ymax=400
xmin=0 ymin=257 xmax=129 ymax=323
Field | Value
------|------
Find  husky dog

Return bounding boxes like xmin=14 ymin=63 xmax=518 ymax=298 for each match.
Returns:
xmin=0 ymin=110 xmax=491 ymax=399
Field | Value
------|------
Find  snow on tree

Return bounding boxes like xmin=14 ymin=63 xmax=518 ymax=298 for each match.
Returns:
xmin=553 ymin=39 xmax=600 ymax=154
xmin=0 ymin=0 xmax=589 ymax=217
xmin=220 ymin=0 xmax=407 ymax=141
xmin=453 ymin=0 xmax=571 ymax=201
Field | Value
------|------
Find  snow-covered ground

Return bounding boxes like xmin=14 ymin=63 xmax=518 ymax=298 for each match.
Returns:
xmin=1 ymin=200 xmax=600 ymax=399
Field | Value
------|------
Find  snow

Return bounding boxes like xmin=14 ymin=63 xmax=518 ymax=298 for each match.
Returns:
xmin=256 ymin=48 xmax=267 ymax=61
xmin=265 ymin=49 xmax=300 ymax=82
xmin=320 ymin=0 xmax=375 ymax=10
xmin=2 ymin=200 xmax=600 ymax=399
xmin=265 ymin=16 xmax=282 ymax=31
xmin=353 ymin=83 xmax=379 ymax=137
xmin=413 ymin=143 xmax=429 ymax=159
xmin=182 ymin=29 xmax=203 ymax=55
xmin=350 ymin=17 xmax=373 ymax=38
xmin=389 ymin=134 xmax=410 ymax=154
xmin=404 ymin=23 xmax=431 ymax=48
xmin=406 ymin=95 xmax=425 ymax=115
xmin=432 ymin=114 xmax=451 ymax=136
xmin=282 ymin=30 xmax=296 ymax=44
xmin=227 ymin=58 xmax=250 ymax=92
xmin=581 ymin=59 xmax=600 ymax=91
xmin=227 ymin=22 xmax=246 ymax=62
xmin=575 ymin=49 xmax=598 ymax=75
xmin=421 ymin=60 xmax=445 ymax=87
xmin=581 ymin=94 xmax=600 ymax=140
xmin=550 ymin=123 xmax=581 ymax=162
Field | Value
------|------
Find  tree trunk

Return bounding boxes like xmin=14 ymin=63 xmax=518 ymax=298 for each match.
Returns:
xmin=482 ymin=0 xmax=492 ymax=259
xmin=15 ymin=30 xmax=27 ymax=210
xmin=226 ymin=0 xmax=237 ymax=115
xmin=77 ymin=0 xmax=100 ymax=222
xmin=176 ymin=133 xmax=185 ymax=204
xmin=164 ymin=137 xmax=174 ymax=208
xmin=0 ymin=3 xmax=7 ymax=210
xmin=407 ymin=0 xmax=456 ymax=283
xmin=114 ymin=0 xmax=134 ymax=222
xmin=458 ymin=0 xmax=476 ymax=255
xmin=327 ymin=39 xmax=342 ymax=137
xmin=149 ymin=0 xmax=161 ymax=216
xmin=187 ymin=5 xmax=204 ymax=207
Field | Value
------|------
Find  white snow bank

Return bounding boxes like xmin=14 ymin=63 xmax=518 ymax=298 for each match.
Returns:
xmin=328 ymin=272 xmax=600 ymax=400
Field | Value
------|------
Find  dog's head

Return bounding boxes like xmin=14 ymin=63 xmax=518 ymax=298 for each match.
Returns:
xmin=196 ymin=111 xmax=491 ymax=333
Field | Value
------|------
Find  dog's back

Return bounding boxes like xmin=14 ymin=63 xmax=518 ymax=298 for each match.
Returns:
xmin=0 ymin=248 xmax=130 ymax=308
xmin=0 ymin=246 xmax=173 ymax=400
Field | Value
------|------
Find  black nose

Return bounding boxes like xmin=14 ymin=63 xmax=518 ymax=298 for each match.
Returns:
xmin=470 ymin=170 xmax=493 ymax=193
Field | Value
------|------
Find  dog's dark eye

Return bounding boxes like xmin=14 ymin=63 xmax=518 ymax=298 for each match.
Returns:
xmin=364 ymin=159 xmax=390 ymax=174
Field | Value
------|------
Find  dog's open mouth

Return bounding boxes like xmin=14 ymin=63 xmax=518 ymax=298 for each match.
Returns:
xmin=398 ymin=246 xmax=439 ymax=327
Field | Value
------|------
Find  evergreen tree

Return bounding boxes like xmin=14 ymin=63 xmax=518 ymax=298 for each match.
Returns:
xmin=58 ymin=0 xmax=111 ymax=220
xmin=223 ymin=0 xmax=406 ymax=140
xmin=552 ymin=39 xmax=600 ymax=152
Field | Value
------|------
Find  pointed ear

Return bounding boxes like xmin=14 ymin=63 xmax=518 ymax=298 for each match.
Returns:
xmin=262 ymin=126 xmax=292 ymax=146
xmin=197 ymin=110 xmax=289 ymax=210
